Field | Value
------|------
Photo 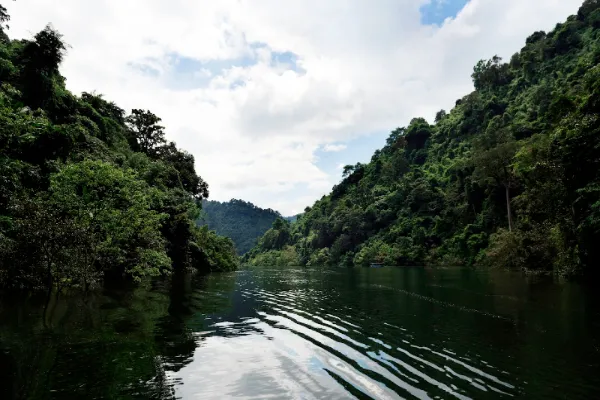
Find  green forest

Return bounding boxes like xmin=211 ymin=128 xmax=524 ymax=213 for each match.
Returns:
xmin=245 ymin=1 xmax=600 ymax=277
xmin=0 ymin=6 xmax=238 ymax=291
xmin=199 ymin=199 xmax=283 ymax=254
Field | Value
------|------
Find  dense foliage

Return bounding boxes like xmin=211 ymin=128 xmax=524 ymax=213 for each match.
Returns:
xmin=0 ymin=10 xmax=237 ymax=291
xmin=246 ymin=1 xmax=600 ymax=277
xmin=199 ymin=199 xmax=283 ymax=254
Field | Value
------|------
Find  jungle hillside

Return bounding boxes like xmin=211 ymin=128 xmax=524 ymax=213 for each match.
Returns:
xmin=0 ymin=7 xmax=238 ymax=291
xmin=245 ymin=0 xmax=600 ymax=277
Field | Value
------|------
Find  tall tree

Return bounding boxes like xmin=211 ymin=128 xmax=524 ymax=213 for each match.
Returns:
xmin=157 ymin=141 xmax=209 ymax=199
xmin=19 ymin=25 xmax=66 ymax=110
xmin=125 ymin=109 xmax=167 ymax=157
xmin=472 ymin=130 xmax=518 ymax=231
xmin=0 ymin=3 xmax=10 ymax=35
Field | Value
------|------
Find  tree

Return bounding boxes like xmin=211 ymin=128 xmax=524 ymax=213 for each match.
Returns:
xmin=257 ymin=218 xmax=291 ymax=251
xmin=578 ymin=0 xmax=600 ymax=20
xmin=472 ymin=133 xmax=518 ymax=231
xmin=0 ymin=1 xmax=15 ymax=40
xmin=2 ymin=195 xmax=95 ymax=290
xmin=81 ymin=92 xmax=125 ymax=124
xmin=434 ymin=109 xmax=447 ymax=123
xmin=190 ymin=226 xmax=238 ymax=272
xmin=342 ymin=164 xmax=355 ymax=178
xmin=157 ymin=141 xmax=209 ymax=199
xmin=0 ymin=3 xmax=10 ymax=35
xmin=384 ymin=127 xmax=407 ymax=152
xmin=18 ymin=25 xmax=67 ymax=110
xmin=125 ymin=109 xmax=167 ymax=157
xmin=471 ymin=56 xmax=512 ymax=91
xmin=49 ymin=160 xmax=171 ymax=281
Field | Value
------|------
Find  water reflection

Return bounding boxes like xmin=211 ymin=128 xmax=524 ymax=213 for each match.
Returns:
xmin=1 ymin=266 xmax=600 ymax=399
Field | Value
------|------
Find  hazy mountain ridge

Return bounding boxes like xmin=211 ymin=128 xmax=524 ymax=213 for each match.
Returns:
xmin=200 ymin=199 xmax=287 ymax=254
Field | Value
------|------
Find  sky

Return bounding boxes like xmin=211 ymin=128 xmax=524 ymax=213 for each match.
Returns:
xmin=6 ymin=0 xmax=583 ymax=216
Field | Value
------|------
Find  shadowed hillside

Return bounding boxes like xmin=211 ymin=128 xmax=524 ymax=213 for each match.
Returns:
xmin=199 ymin=199 xmax=284 ymax=254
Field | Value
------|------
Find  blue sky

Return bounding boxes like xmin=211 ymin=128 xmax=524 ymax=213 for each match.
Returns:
xmin=8 ymin=0 xmax=583 ymax=215
xmin=420 ymin=0 xmax=470 ymax=26
xmin=131 ymin=47 xmax=304 ymax=92
xmin=314 ymin=133 xmax=389 ymax=182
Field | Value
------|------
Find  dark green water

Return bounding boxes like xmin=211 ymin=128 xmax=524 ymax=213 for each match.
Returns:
xmin=1 ymin=266 xmax=600 ymax=399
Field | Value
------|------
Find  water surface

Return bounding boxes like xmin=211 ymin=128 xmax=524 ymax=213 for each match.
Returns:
xmin=1 ymin=266 xmax=599 ymax=399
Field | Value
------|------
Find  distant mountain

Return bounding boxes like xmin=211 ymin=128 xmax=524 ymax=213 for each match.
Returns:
xmin=199 ymin=199 xmax=283 ymax=254
xmin=284 ymin=214 xmax=302 ymax=223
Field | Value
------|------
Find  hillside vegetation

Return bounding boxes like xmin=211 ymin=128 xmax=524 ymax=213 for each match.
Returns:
xmin=245 ymin=1 xmax=600 ymax=277
xmin=0 ymin=8 xmax=238 ymax=291
xmin=199 ymin=199 xmax=282 ymax=254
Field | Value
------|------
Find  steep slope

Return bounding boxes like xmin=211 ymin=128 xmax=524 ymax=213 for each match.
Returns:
xmin=0 ymin=13 xmax=237 ymax=290
xmin=199 ymin=199 xmax=282 ymax=254
xmin=246 ymin=1 xmax=600 ymax=276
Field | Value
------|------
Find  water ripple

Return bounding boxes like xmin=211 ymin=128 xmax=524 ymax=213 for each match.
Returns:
xmin=162 ymin=268 xmax=600 ymax=399
xmin=201 ymin=286 xmax=518 ymax=399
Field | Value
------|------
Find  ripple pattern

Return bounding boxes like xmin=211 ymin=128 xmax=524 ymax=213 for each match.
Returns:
xmin=168 ymin=268 xmax=536 ymax=400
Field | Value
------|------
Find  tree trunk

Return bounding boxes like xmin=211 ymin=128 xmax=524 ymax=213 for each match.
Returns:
xmin=506 ymin=185 xmax=513 ymax=232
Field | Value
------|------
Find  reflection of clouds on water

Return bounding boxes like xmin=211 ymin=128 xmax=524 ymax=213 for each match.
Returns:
xmin=6 ymin=267 xmax=592 ymax=399
xmin=170 ymin=323 xmax=350 ymax=399
xmin=167 ymin=268 xmax=526 ymax=400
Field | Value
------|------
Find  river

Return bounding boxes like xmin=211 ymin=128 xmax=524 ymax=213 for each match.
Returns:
xmin=1 ymin=266 xmax=599 ymax=399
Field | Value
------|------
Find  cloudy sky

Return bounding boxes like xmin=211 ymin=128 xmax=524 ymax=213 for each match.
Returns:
xmin=7 ymin=0 xmax=583 ymax=215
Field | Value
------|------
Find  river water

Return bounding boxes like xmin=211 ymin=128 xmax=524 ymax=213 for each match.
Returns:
xmin=1 ymin=266 xmax=599 ymax=399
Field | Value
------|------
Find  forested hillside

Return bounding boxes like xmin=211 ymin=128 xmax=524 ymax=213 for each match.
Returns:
xmin=245 ymin=0 xmax=600 ymax=277
xmin=199 ymin=199 xmax=282 ymax=254
xmin=0 ymin=7 xmax=238 ymax=291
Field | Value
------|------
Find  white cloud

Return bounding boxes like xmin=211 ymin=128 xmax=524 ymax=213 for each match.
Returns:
xmin=322 ymin=144 xmax=347 ymax=153
xmin=5 ymin=0 xmax=583 ymax=215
